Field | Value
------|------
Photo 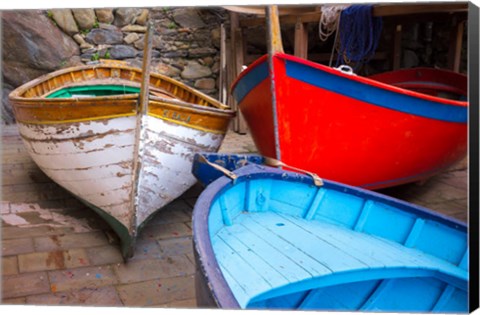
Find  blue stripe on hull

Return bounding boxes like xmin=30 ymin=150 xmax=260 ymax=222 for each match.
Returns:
xmin=285 ymin=60 xmax=467 ymax=123
xmin=232 ymin=61 xmax=269 ymax=104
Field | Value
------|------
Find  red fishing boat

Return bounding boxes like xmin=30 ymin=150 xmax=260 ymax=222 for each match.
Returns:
xmin=231 ymin=6 xmax=468 ymax=190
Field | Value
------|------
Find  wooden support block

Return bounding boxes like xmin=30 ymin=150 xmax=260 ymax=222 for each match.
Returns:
xmin=294 ymin=20 xmax=309 ymax=59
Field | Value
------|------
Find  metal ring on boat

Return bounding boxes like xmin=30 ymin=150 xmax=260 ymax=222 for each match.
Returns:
xmin=334 ymin=65 xmax=356 ymax=75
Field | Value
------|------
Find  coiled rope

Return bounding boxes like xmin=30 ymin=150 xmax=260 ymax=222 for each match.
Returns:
xmin=318 ymin=4 xmax=350 ymax=42
xmin=335 ymin=4 xmax=383 ymax=70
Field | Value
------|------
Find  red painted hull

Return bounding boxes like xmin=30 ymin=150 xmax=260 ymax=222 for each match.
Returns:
xmin=232 ymin=53 xmax=468 ymax=189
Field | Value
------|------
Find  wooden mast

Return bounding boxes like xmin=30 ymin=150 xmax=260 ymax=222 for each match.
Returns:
xmin=266 ymin=5 xmax=283 ymax=162
xmin=127 ymin=20 xmax=154 ymax=259
xmin=139 ymin=21 xmax=153 ymax=114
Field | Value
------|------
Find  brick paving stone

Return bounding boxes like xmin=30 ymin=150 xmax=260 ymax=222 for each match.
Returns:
xmin=34 ymin=231 xmax=110 ymax=252
xmin=48 ymin=265 xmax=118 ymax=293
xmin=1 ymin=201 xmax=11 ymax=214
xmin=413 ymin=182 xmax=467 ymax=205
xmin=128 ymin=238 xmax=163 ymax=262
xmin=155 ymin=297 xmax=197 ymax=308
xmin=427 ymin=201 xmax=468 ymax=223
xmin=116 ymin=275 xmax=195 ymax=307
xmin=2 ymin=169 xmax=50 ymax=186
xmin=2 ymin=225 xmax=76 ymax=240
xmin=185 ymin=253 xmax=196 ymax=266
xmin=18 ymin=249 xmax=90 ymax=273
xmin=26 ymin=286 xmax=124 ymax=306
xmin=1 ymin=297 xmax=26 ymax=304
xmin=86 ymin=245 xmax=124 ymax=266
xmin=2 ymin=271 xmax=50 ymax=299
xmin=146 ymin=201 xmax=192 ymax=225
xmin=2 ymin=256 xmax=19 ymax=276
xmin=435 ymin=171 xmax=468 ymax=190
xmin=2 ymin=238 xmax=35 ymax=256
xmin=138 ymin=222 xmax=192 ymax=241
xmin=218 ymin=130 xmax=257 ymax=153
xmin=1 ymin=213 xmax=29 ymax=225
xmin=113 ymin=255 xmax=194 ymax=284
xmin=157 ymin=237 xmax=194 ymax=258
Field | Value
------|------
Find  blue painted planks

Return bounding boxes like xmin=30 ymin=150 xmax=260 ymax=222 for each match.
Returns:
xmin=358 ymin=200 xmax=417 ymax=243
xmin=412 ymin=220 xmax=468 ymax=265
xmin=312 ymin=188 xmax=365 ymax=228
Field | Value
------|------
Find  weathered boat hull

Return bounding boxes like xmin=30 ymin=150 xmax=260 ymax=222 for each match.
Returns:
xmin=9 ymin=63 xmax=234 ymax=258
xmin=191 ymin=153 xmax=468 ymax=311
xmin=231 ymin=53 xmax=468 ymax=189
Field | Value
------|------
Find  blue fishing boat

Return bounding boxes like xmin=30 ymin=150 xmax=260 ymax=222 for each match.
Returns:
xmin=191 ymin=153 xmax=468 ymax=312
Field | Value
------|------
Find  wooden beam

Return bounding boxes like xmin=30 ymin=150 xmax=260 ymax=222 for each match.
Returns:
xmin=372 ymin=3 xmax=467 ymax=17
xmin=294 ymin=19 xmax=308 ymax=59
xmin=223 ymin=5 xmax=320 ymax=16
xmin=238 ymin=3 xmax=468 ymax=28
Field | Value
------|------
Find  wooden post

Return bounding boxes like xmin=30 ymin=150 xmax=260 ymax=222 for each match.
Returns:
xmin=393 ymin=24 xmax=403 ymax=70
xmin=218 ymin=24 xmax=227 ymax=104
xmin=448 ymin=18 xmax=465 ymax=73
xmin=230 ymin=12 xmax=248 ymax=134
xmin=294 ymin=18 xmax=308 ymax=59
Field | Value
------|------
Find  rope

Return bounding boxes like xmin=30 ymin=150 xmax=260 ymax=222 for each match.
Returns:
xmin=335 ymin=4 xmax=383 ymax=70
xmin=318 ymin=4 xmax=350 ymax=42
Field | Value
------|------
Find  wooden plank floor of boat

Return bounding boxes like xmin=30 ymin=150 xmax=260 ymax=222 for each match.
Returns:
xmin=213 ymin=211 xmax=467 ymax=308
xmin=1 ymin=123 xmax=468 ymax=307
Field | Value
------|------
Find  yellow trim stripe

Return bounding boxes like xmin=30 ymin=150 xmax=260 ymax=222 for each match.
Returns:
xmin=16 ymin=113 xmax=137 ymax=125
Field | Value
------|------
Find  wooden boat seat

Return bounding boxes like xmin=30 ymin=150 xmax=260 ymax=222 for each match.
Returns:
xmin=213 ymin=211 xmax=468 ymax=308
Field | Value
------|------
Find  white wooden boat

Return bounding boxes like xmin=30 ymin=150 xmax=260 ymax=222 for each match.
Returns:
xmin=9 ymin=60 xmax=234 ymax=258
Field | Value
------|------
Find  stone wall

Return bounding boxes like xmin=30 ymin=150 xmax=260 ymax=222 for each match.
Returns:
xmin=50 ymin=7 xmax=228 ymax=95
xmin=2 ymin=7 xmax=228 ymax=124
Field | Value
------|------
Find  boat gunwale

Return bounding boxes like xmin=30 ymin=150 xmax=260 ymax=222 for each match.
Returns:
xmin=231 ymin=52 xmax=468 ymax=108
xmin=12 ymin=92 xmax=235 ymax=117
xmin=192 ymin=162 xmax=467 ymax=308
xmin=9 ymin=63 xmax=231 ymax=111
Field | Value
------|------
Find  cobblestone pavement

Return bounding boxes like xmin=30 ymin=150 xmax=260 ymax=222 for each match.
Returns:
xmin=1 ymin=124 xmax=468 ymax=308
